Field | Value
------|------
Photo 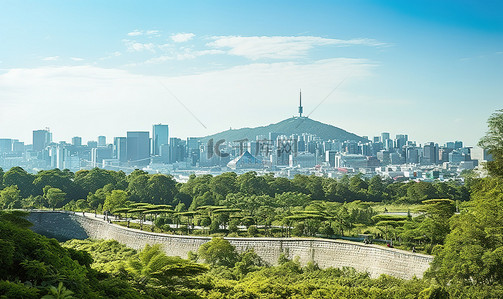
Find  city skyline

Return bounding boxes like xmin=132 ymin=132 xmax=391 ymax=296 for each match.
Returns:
xmin=0 ymin=121 xmax=471 ymax=148
xmin=1 ymin=1 xmax=502 ymax=146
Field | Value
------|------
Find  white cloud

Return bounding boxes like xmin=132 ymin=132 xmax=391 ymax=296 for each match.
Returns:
xmin=42 ymin=56 xmax=60 ymax=61
xmin=171 ymin=33 xmax=195 ymax=43
xmin=208 ymin=35 xmax=386 ymax=60
xmin=123 ymin=40 xmax=156 ymax=52
xmin=70 ymin=57 xmax=84 ymax=61
xmin=0 ymin=59 xmax=374 ymax=143
xmin=99 ymin=51 xmax=122 ymax=61
xmin=127 ymin=30 xmax=143 ymax=36
xmin=146 ymin=30 xmax=160 ymax=36
xmin=146 ymin=49 xmax=224 ymax=63
xmin=128 ymin=29 xmax=160 ymax=37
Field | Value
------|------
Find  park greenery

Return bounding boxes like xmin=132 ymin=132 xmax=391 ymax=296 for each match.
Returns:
xmin=1 ymin=208 xmax=503 ymax=298
xmin=1 ymin=109 xmax=503 ymax=298
xmin=0 ymin=165 xmax=473 ymax=252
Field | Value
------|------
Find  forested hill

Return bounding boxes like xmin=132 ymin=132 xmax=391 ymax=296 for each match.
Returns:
xmin=200 ymin=117 xmax=365 ymax=142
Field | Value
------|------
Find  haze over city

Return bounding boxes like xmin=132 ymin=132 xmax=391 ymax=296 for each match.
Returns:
xmin=1 ymin=0 xmax=502 ymax=146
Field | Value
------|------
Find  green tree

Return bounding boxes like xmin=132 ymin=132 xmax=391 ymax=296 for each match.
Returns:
xmin=479 ymin=109 xmax=503 ymax=177
xmin=0 ymin=167 xmax=4 ymax=190
xmin=126 ymin=171 xmax=149 ymax=202
xmin=146 ymin=174 xmax=178 ymax=205
xmin=126 ymin=244 xmax=206 ymax=287
xmin=33 ymin=169 xmax=80 ymax=201
xmin=0 ymin=185 xmax=21 ymax=209
xmin=427 ymin=177 xmax=503 ymax=286
xmin=237 ymin=171 xmax=269 ymax=196
xmin=275 ymin=192 xmax=310 ymax=208
xmin=420 ymin=199 xmax=455 ymax=244
xmin=210 ymin=172 xmax=238 ymax=202
xmin=74 ymin=168 xmax=118 ymax=195
xmin=2 ymin=167 xmax=35 ymax=198
xmin=368 ymin=175 xmax=386 ymax=201
xmin=407 ymin=182 xmax=438 ymax=203
xmin=103 ymin=190 xmax=128 ymax=212
xmin=41 ymin=282 xmax=74 ymax=299
xmin=233 ymin=249 xmax=264 ymax=278
xmin=198 ymin=237 xmax=239 ymax=267
xmin=44 ymin=187 xmax=66 ymax=210
xmin=268 ymin=176 xmax=293 ymax=195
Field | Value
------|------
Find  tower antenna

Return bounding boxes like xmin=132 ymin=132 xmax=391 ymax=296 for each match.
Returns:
xmin=298 ymin=89 xmax=303 ymax=117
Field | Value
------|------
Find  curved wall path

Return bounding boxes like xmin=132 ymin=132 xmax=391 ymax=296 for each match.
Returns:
xmin=27 ymin=211 xmax=433 ymax=279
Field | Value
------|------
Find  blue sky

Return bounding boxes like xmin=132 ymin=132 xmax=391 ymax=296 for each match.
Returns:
xmin=0 ymin=0 xmax=501 ymax=146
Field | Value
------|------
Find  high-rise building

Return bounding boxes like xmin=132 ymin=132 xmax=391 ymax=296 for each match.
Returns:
xmin=87 ymin=141 xmax=98 ymax=148
xmin=98 ymin=136 xmax=107 ymax=147
xmin=422 ymin=142 xmax=438 ymax=165
xmin=114 ymin=137 xmax=127 ymax=162
xmin=152 ymin=124 xmax=169 ymax=156
xmin=186 ymin=137 xmax=200 ymax=166
xmin=381 ymin=132 xmax=390 ymax=142
xmin=33 ymin=129 xmax=52 ymax=152
xmin=0 ymin=139 xmax=13 ymax=153
xmin=72 ymin=137 xmax=82 ymax=146
xmin=168 ymin=137 xmax=185 ymax=163
xmin=269 ymin=132 xmax=285 ymax=146
xmin=91 ymin=145 xmax=113 ymax=166
xmin=325 ymin=150 xmax=337 ymax=167
xmin=395 ymin=134 xmax=408 ymax=149
xmin=406 ymin=147 xmax=419 ymax=164
xmin=12 ymin=141 xmax=24 ymax=153
xmin=127 ymin=131 xmax=150 ymax=166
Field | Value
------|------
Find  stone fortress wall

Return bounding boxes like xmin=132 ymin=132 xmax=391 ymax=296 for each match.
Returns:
xmin=27 ymin=211 xmax=433 ymax=279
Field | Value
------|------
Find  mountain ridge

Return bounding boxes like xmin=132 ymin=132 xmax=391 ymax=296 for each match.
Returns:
xmin=200 ymin=117 xmax=365 ymax=142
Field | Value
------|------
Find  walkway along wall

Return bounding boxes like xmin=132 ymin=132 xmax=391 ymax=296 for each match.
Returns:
xmin=27 ymin=211 xmax=433 ymax=279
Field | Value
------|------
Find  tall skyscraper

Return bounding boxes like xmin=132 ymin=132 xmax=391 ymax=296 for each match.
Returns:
xmin=33 ymin=129 xmax=52 ymax=152
xmin=422 ymin=142 xmax=438 ymax=165
xmin=98 ymin=136 xmax=107 ymax=147
xmin=152 ymin=124 xmax=169 ymax=156
xmin=114 ymin=137 xmax=127 ymax=162
xmin=168 ymin=137 xmax=185 ymax=163
xmin=72 ymin=136 xmax=82 ymax=146
xmin=381 ymin=132 xmax=390 ymax=142
xmin=127 ymin=131 xmax=150 ymax=166
xmin=395 ymin=134 xmax=408 ymax=149
xmin=0 ymin=139 xmax=13 ymax=153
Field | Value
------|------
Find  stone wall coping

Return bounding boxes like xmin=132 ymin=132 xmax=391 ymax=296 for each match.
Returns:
xmin=28 ymin=210 xmax=433 ymax=260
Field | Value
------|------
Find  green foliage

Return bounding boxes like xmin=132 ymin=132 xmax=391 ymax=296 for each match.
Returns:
xmin=198 ymin=237 xmax=239 ymax=267
xmin=407 ymin=182 xmax=438 ymax=203
xmin=41 ymin=282 xmax=74 ymax=299
xmin=479 ymin=109 xmax=503 ymax=177
xmin=0 ymin=280 xmax=40 ymax=299
xmin=0 ymin=211 xmax=92 ymax=297
xmin=126 ymin=244 xmax=207 ymax=287
xmin=33 ymin=169 xmax=80 ymax=204
xmin=74 ymin=168 xmax=123 ymax=195
xmin=233 ymin=249 xmax=265 ymax=278
xmin=2 ymin=167 xmax=34 ymax=198
xmin=427 ymin=177 xmax=503 ymax=286
xmin=63 ymin=239 xmax=136 ymax=274
xmin=103 ymin=190 xmax=128 ymax=212
xmin=44 ymin=187 xmax=66 ymax=210
xmin=0 ymin=185 xmax=21 ymax=209
xmin=247 ymin=225 xmax=259 ymax=237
